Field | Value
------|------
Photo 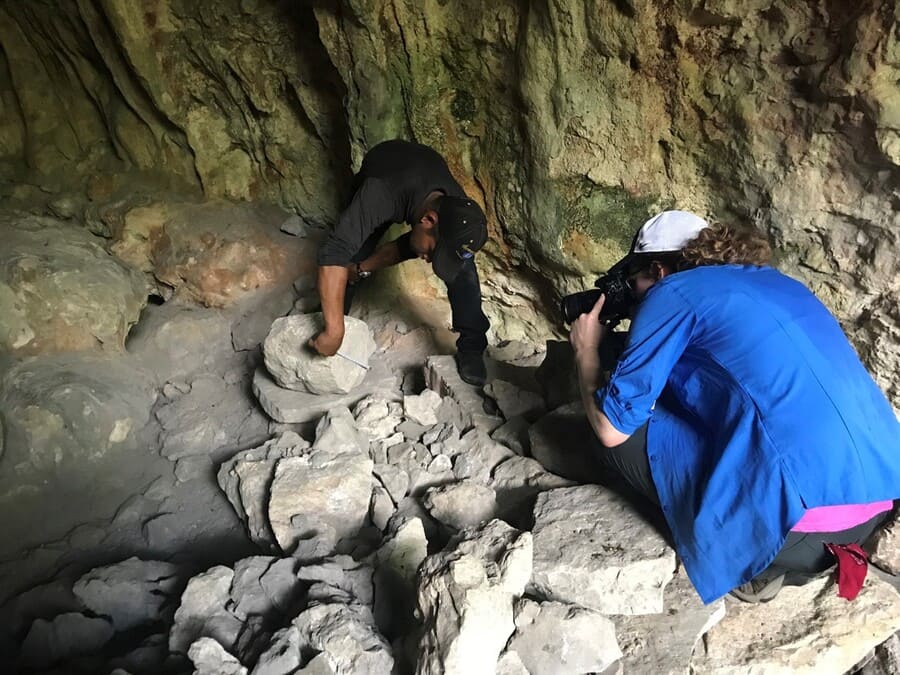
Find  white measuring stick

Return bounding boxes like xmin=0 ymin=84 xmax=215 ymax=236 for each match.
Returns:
xmin=334 ymin=351 xmax=370 ymax=370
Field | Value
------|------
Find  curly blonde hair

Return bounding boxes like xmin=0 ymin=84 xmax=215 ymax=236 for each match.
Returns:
xmin=678 ymin=222 xmax=772 ymax=269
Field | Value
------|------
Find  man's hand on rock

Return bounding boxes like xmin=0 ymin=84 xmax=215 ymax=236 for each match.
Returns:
xmin=308 ymin=330 xmax=343 ymax=357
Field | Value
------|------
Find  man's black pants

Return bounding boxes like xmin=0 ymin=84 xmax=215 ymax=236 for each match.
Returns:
xmin=592 ymin=423 xmax=890 ymax=577
xmin=348 ymin=224 xmax=489 ymax=354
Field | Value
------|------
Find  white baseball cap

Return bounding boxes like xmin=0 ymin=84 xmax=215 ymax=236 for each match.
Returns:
xmin=609 ymin=210 xmax=709 ymax=273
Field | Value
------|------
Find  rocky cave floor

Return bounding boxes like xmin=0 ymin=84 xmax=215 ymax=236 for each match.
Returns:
xmin=0 ymin=198 xmax=899 ymax=675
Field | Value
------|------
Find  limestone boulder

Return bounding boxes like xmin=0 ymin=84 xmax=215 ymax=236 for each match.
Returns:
xmin=218 ymin=408 xmax=374 ymax=558
xmin=252 ymin=627 xmax=303 ymax=675
xmin=415 ymin=519 xmax=533 ymax=675
xmin=169 ymin=557 xmax=303 ymax=659
xmin=296 ymin=556 xmax=374 ymax=607
xmin=425 ymin=356 xmax=504 ymax=433
xmin=691 ymin=575 xmax=900 ymax=674
xmin=217 ymin=432 xmax=312 ymax=550
xmin=263 ymin=313 xmax=376 ymax=395
xmin=422 ymin=480 xmax=498 ymax=531
xmin=292 ymin=603 xmax=393 ymax=674
xmin=450 ymin=429 xmax=516 ymax=484
xmin=488 ymin=455 xmax=575 ymax=523
xmin=483 ymin=379 xmax=545 ymax=422
xmin=111 ymin=200 xmax=317 ymax=308
xmin=490 ymin=416 xmax=531 ymax=455
xmin=72 ymin=557 xmax=182 ymax=631
xmin=20 ymin=612 xmax=114 ymax=669
xmin=615 ymin=565 xmax=726 ymax=674
xmin=312 ymin=406 xmax=370 ymax=456
xmin=530 ymin=485 xmax=676 ymax=615
xmin=188 ymin=637 xmax=247 ymax=675
xmin=403 ymin=389 xmax=443 ymax=426
xmin=353 ymin=396 xmax=404 ymax=445
xmin=169 ymin=565 xmax=243 ymax=655
xmin=296 ymin=555 xmax=375 ymax=608
xmin=266 ymin=440 xmax=374 ymax=558
xmin=0 ymin=212 xmax=147 ymax=355
xmin=370 ymin=485 xmax=395 ymax=531
xmin=506 ymin=598 xmax=621 ymax=675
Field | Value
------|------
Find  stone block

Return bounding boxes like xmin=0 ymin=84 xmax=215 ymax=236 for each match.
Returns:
xmin=267 ymin=448 xmax=373 ymax=558
xmin=416 ymin=520 xmax=533 ymax=675
xmin=615 ymin=565 xmax=725 ymax=673
xmin=423 ymin=480 xmax=498 ymax=531
xmin=507 ymin=598 xmax=621 ymax=674
xmin=252 ymin=355 xmax=400 ymax=424
xmin=691 ymin=574 xmax=900 ymax=674
xmin=484 ymin=379 xmax=545 ymax=421
xmin=424 ymin=355 xmax=504 ymax=433
xmin=530 ymin=485 xmax=675 ymax=615
xmin=263 ymin=313 xmax=375 ymax=394
xmin=73 ymin=557 xmax=182 ymax=631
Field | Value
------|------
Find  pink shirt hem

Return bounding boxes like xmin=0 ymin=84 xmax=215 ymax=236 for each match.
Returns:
xmin=791 ymin=501 xmax=894 ymax=533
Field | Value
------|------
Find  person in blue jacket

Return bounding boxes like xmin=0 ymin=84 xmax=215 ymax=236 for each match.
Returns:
xmin=570 ymin=210 xmax=899 ymax=603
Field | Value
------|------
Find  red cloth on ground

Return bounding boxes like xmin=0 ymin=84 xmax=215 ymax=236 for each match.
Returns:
xmin=824 ymin=543 xmax=868 ymax=601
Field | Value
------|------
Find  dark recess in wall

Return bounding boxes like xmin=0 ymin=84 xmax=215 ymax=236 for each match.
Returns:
xmin=280 ymin=0 xmax=354 ymax=203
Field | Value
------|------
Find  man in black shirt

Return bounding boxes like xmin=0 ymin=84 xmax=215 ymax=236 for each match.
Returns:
xmin=309 ymin=140 xmax=491 ymax=386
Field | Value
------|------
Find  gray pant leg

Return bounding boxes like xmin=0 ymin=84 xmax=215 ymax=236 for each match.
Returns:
xmin=592 ymin=422 xmax=660 ymax=506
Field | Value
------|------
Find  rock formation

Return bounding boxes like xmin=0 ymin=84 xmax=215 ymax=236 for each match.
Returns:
xmin=263 ymin=314 xmax=376 ymax=395
xmin=0 ymin=1 xmax=898 ymax=673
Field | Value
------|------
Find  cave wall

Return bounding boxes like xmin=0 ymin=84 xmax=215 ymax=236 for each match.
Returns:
xmin=0 ymin=0 xmax=350 ymax=221
xmin=0 ymin=0 xmax=898 ymax=403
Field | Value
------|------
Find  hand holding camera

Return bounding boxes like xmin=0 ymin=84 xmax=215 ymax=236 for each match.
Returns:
xmin=560 ymin=267 xmax=635 ymax=326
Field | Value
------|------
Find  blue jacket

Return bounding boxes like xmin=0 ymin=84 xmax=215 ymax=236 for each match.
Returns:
xmin=596 ymin=265 xmax=900 ymax=602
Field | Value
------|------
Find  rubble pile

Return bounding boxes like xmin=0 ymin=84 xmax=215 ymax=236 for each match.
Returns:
xmin=6 ymin=339 xmax=900 ymax=674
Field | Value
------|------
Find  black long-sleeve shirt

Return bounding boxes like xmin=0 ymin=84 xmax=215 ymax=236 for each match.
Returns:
xmin=317 ymin=140 xmax=466 ymax=266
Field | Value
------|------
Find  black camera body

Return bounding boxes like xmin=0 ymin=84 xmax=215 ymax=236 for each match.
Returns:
xmin=560 ymin=268 xmax=634 ymax=324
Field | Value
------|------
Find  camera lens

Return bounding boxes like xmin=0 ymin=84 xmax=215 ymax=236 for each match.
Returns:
xmin=560 ymin=288 xmax=603 ymax=324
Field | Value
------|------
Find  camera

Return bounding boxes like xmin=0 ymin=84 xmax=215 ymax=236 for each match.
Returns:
xmin=560 ymin=268 xmax=634 ymax=324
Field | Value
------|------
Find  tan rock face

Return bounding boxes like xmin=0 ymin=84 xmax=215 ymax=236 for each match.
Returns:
xmin=0 ymin=213 xmax=148 ymax=355
xmin=111 ymin=201 xmax=317 ymax=308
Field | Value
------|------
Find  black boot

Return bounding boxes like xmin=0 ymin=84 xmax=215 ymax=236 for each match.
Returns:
xmin=455 ymin=351 xmax=486 ymax=387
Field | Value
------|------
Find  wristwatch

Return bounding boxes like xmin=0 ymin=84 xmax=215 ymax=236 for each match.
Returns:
xmin=356 ymin=263 xmax=372 ymax=280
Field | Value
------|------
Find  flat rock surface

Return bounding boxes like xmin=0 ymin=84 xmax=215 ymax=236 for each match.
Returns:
xmin=615 ymin=565 xmax=725 ymax=674
xmin=507 ymin=598 xmax=621 ymax=675
xmin=691 ymin=574 xmax=900 ymax=674
xmin=530 ymin=485 xmax=676 ymax=615
xmin=267 ymin=448 xmax=373 ymax=557
xmin=252 ymin=356 xmax=399 ymax=424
